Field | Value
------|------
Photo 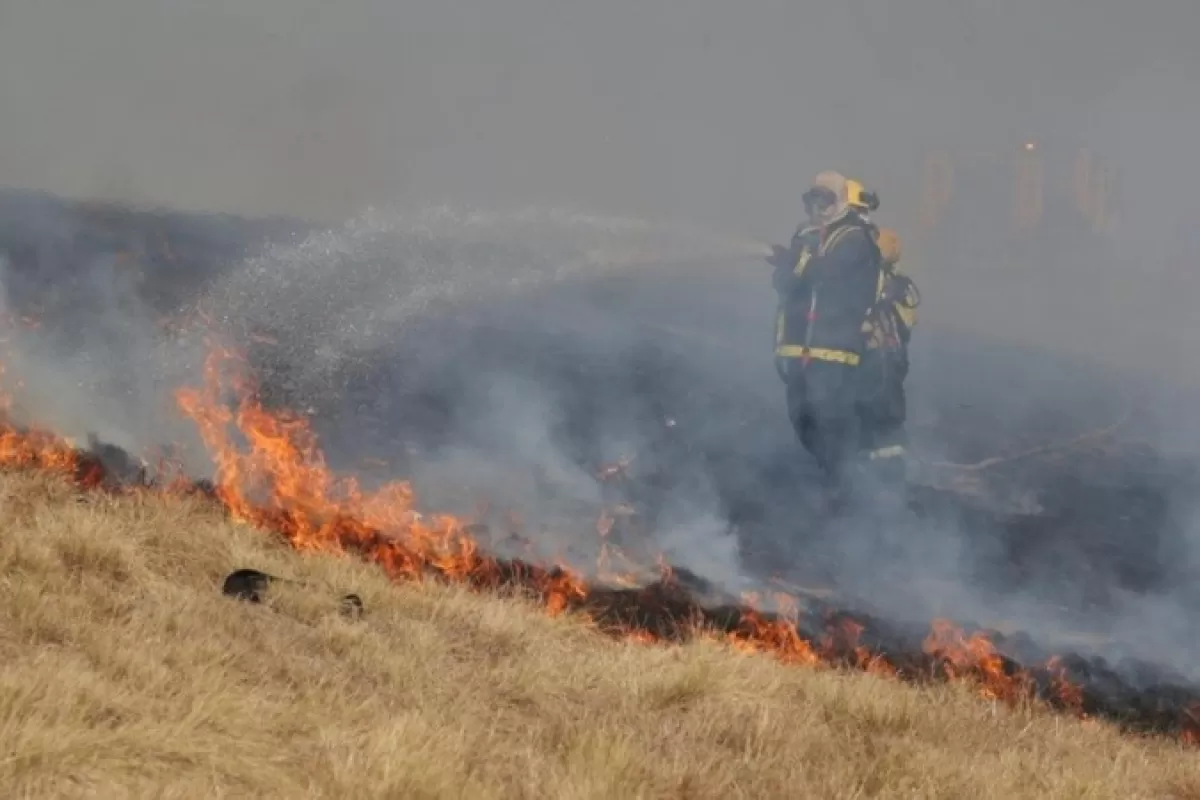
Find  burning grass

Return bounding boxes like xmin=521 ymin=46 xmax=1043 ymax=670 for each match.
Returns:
xmin=167 ymin=345 xmax=1200 ymax=741
xmin=0 ymin=332 xmax=1198 ymax=795
xmin=0 ymin=470 xmax=1197 ymax=799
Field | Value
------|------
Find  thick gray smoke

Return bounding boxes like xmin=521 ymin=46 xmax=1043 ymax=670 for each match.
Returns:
xmin=193 ymin=205 xmax=761 ymax=581
xmin=3 ymin=1 xmax=1200 ymax=684
xmin=0 ymin=193 xmax=1198 ymax=682
xmin=0 ymin=242 xmax=208 ymax=463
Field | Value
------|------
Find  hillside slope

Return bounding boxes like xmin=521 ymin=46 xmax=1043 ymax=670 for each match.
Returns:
xmin=0 ymin=470 xmax=1196 ymax=799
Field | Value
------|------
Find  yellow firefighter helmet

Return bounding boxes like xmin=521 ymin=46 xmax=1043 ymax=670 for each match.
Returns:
xmin=846 ymin=179 xmax=880 ymax=213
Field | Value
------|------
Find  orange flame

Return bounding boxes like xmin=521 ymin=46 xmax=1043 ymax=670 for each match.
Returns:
xmin=173 ymin=344 xmax=590 ymax=612
xmin=924 ymin=619 xmax=1032 ymax=703
xmin=0 ymin=363 xmax=105 ymax=487
xmin=0 ymin=330 xmax=1194 ymax=745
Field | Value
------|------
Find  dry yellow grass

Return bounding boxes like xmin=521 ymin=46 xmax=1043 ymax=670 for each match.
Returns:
xmin=0 ymin=469 xmax=1197 ymax=799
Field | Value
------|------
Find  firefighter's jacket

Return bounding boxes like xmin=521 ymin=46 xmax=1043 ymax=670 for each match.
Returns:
xmin=772 ymin=210 xmax=882 ymax=366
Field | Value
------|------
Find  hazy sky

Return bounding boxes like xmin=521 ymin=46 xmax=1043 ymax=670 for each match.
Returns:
xmin=1 ymin=0 xmax=1199 ymax=241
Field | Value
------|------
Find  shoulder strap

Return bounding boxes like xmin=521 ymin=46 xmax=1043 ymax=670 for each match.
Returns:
xmin=819 ymin=213 xmax=880 ymax=259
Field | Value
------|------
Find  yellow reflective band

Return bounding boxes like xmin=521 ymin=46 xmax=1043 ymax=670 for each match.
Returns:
xmin=868 ymin=445 xmax=907 ymax=461
xmin=819 ymin=225 xmax=855 ymax=256
xmin=774 ymin=345 xmax=861 ymax=365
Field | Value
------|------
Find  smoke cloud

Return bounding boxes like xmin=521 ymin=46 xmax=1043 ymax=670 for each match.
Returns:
xmin=2 ymin=1 xmax=1200 ymax=686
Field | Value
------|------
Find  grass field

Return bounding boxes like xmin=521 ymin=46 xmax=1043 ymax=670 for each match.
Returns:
xmin=0 ymin=469 xmax=1196 ymax=799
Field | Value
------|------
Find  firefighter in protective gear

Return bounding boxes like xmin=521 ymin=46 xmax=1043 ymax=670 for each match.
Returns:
xmin=846 ymin=179 xmax=880 ymax=219
xmin=765 ymin=171 xmax=883 ymax=484
xmin=855 ymin=225 xmax=919 ymax=485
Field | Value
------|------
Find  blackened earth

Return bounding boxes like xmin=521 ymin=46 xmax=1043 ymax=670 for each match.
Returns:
xmin=3 ymin=190 xmax=1200 ymax=740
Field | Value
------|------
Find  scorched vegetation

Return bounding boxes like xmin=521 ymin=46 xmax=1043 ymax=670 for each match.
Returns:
xmin=0 ymin=469 xmax=1197 ymax=799
xmin=0 ymin=200 xmax=1196 ymax=794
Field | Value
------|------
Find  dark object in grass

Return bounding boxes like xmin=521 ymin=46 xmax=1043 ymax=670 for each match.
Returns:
xmin=222 ymin=567 xmax=365 ymax=619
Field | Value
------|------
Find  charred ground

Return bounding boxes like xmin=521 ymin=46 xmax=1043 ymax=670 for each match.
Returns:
xmin=2 ymin=191 xmax=1199 ymax=742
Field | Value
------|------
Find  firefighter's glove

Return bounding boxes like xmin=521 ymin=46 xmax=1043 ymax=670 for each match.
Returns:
xmin=765 ymin=244 xmax=792 ymax=269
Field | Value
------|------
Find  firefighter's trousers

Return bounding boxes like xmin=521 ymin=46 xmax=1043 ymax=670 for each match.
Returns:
xmin=855 ymin=346 xmax=909 ymax=485
xmin=784 ymin=358 xmax=860 ymax=481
